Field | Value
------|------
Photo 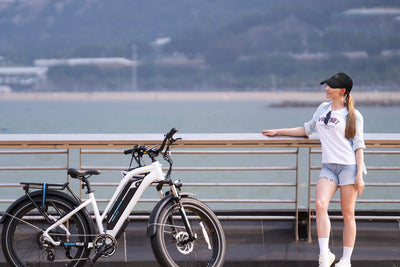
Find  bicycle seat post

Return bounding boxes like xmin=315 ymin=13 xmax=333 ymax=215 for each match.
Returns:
xmin=82 ymin=177 xmax=94 ymax=194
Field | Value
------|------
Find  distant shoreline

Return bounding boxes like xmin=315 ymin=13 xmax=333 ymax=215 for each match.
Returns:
xmin=1 ymin=91 xmax=400 ymax=106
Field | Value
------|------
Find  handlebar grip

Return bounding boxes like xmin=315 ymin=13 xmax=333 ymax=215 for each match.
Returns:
xmin=165 ymin=128 xmax=178 ymax=139
xmin=156 ymin=128 xmax=178 ymax=154
xmin=124 ymin=148 xmax=134 ymax=155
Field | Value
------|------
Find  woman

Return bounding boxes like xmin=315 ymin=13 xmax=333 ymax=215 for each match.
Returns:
xmin=262 ymin=72 xmax=366 ymax=267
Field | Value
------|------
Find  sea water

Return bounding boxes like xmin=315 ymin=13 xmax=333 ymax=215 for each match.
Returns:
xmin=0 ymin=99 xmax=399 ymax=211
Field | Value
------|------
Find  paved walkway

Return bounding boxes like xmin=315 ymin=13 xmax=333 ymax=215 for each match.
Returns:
xmin=1 ymin=212 xmax=400 ymax=266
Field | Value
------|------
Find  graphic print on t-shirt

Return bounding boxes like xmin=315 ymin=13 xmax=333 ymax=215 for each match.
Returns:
xmin=318 ymin=111 xmax=341 ymax=126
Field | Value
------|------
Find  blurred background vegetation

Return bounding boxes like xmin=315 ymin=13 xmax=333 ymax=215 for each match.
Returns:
xmin=0 ymin=0 xmax=399 ymax=91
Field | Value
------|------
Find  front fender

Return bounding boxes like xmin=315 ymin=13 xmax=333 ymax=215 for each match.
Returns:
xmin=146 ymin=192 xmax=195 ymax=237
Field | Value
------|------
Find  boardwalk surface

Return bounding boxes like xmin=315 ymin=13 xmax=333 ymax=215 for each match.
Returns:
xmin=1 ymin=212 xmax=399 ymax=266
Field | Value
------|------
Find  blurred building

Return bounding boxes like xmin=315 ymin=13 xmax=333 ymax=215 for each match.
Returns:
xmin=334 ymin=7 xmax=400 ymax=36
xmin=0 ymin=67 xmax=48 ymax=91
xmin=34 ymin=57 xmax=135 ymax=68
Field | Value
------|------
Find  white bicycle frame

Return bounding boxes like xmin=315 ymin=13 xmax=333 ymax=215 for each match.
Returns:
xmin=42 ymin=161 xmax=165 ymax=246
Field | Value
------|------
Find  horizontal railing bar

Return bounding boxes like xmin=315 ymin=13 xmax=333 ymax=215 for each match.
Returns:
xmin=90 ymin=182 xmax=297 ymax=187
xmin=126 ymin=215 xmax=298 ymax=220
xmin=0 ymin=181 xmax=297 ymax=194
xmin=364 ymin=151 xmax=400 ymax=155
xmin=310 ymin=166 xmax=400 ymax=171
xmin=217 ymin=215 xmax=296 ymax=220
xmin=360 ymin=167 xmax=400 ymax=170
xmin=81 ymin=166 xmax=297 ymax=171
xmin=309 ymin=183 xmax=400 ymax=187
xmin=80 ymin=149 xmax=298 ymax=155
xmin=364 ymin=183 xmax=400 ymax=186
xmin=309 ymin=167 xmax=320 ymax=171
xmin=310 ymin=215 xmax=400 ymax=220
xmin=310 ymin=150 xmax=400 ymax=155
xmin=311 ymin=199 xmax=400 ymax=203
xmin=0 ymin=149 xmax=68 ymax=154
xmin=170 ymin=167 xmax=297 ymax=171
xmin=12 ymin=214 xmax=399 ymax=222
xmin=0 ymin=200 xmax=20 ymax=203
xmin=4 ymin=182 xmax=393 ymax=188
xmin=128 ymin=214 xmax=400 ymax=221
xmin=8 ymin=214 xmax=399 ymax=222
xmin=81 ymin=149 xmax=122 ymax=154
xmin=81 ymin=198 xmax=296 ymax=204
xmin=0 ymin=199 xmax=152 ymax=204
xmin=0 ymin=133 xmax=399 ymax=148
xmin=0 ymin=183 xmax=23 ymax=187
xmin=173 ymin=150 xmax=298 ymax=155
xmin=8 ymin=214 xmax=297 ymax=221
xmin=0 ymin=166 xmax=67 ymax=170
xmin=202 ymin=199 xmax=296 ymax=203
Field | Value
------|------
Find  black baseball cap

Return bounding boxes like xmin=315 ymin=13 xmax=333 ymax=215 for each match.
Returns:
xmin=320 ymin=72 xmax=353 ymax=92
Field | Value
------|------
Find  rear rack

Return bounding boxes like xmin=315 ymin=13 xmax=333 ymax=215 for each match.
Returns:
xmin=21 ymin=182 xmax=69 ymax=192
xmin=20 ymin=181 xmax=81 ymax=206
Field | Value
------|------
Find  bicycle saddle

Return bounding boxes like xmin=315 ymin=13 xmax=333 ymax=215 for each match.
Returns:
xmin=68 ymin=168 xmax=101 ymax=179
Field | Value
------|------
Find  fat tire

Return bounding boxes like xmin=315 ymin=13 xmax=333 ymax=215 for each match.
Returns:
xmin=2 ymin=194 xmax=91 ymax=267
xmin=150 ymin=197 xmax=226 ymax=267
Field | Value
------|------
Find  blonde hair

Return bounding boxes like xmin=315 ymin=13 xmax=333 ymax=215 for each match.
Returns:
xmin=345 ymin=92 xmax=356 ymax=139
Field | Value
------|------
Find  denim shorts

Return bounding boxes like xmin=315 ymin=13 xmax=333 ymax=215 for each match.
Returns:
xmin=319 ymin=163 xmax=357 ymax=186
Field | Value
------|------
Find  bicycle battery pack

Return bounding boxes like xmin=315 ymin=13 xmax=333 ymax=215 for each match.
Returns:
xmin=106 ymin=176 xmax=143 ymax=230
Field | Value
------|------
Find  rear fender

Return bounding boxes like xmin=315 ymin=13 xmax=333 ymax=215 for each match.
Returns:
xmin=0 ymin=190 xmax=95 ymax=236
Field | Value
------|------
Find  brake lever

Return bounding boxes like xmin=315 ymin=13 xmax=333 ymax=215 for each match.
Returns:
xmin=162 ymin=136 xmax=180 ymax=157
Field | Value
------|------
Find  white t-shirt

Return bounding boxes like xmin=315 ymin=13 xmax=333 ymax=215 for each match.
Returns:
xmin=304 ymin=102 xmax=366 ymax=173
xmin=316 ymin=107 xmax=356 ymax=165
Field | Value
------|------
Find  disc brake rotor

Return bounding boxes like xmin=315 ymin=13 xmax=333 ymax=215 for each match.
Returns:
xmin=175 ymin=231 xmax=194 ymax=254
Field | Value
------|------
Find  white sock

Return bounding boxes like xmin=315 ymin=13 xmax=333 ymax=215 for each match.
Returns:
xmin=318 ymin=238 xmax=330 ymax=255
xmin=342 ymin=246 xmax=353 ymax=262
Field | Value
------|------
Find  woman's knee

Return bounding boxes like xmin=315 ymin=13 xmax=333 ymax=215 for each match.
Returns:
xmin=341 ymin=209 xmax=355 ymax=223
xmin=315 ymin=198 xmax=329 ymax=213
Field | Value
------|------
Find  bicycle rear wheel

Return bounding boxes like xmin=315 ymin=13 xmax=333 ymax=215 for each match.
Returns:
xmin=151 ymin=197 xmax=226 ymax=267
xmin=2 ymin=194 xmax=91 ymax=267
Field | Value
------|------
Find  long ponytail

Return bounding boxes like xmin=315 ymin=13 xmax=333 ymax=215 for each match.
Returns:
xmin=345 ymin=92 xmax=356 ymax=139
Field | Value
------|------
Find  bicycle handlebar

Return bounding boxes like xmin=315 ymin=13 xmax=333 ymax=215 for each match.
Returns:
xmin=123 ymin=128 xmax=179 ymax=157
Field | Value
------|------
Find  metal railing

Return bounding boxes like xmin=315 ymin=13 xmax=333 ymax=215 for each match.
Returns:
xmin=0 ymin=133 xmax=399 ymax=242
xmin=80 ymin=148 xmax=299 ymax=203
xmin=0 ymin=148 xmax=70 ymax=203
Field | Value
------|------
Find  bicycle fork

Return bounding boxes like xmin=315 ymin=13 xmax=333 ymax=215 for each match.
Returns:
xmin=168 ymin=183 xmax=197 ymax=243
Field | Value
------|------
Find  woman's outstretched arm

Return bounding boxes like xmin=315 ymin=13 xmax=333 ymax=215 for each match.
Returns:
xmin=262 ymin=126 xmax=307 ymax=137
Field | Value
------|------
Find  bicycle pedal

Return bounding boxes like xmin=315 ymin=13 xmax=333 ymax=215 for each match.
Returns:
xmin=91 ymin=244 xmax=105 ymax=264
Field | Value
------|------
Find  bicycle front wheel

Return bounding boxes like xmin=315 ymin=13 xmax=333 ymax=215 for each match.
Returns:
xmin=151 ymin=197 xmax=226 ymax=267
xmin=2 ymin=194 xmax=91 ymax=267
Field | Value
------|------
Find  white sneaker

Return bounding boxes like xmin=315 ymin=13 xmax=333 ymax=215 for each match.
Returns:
xmin=319 ymin=251 xmax=335 ymax=267
xmin=335 ymin=258 xmax=351 ymax=267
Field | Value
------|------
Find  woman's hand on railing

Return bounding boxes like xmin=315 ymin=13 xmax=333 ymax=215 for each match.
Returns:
xmin=262 ymin=129 xmax=279 ymax=136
